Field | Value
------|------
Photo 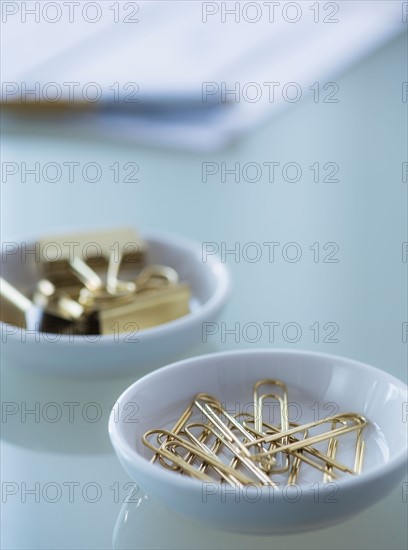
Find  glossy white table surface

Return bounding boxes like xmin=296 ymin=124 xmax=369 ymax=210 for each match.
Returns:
xmin=1 ymin=33 xmax=407 ymax=550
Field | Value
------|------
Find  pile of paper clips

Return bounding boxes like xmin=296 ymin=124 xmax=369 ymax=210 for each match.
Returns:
xmin=142 ymin=380 xmax=368 ymax=486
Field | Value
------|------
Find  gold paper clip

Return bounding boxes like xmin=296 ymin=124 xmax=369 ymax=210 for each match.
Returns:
xmin=142 ymin=381 xmax=369 ymax=486
xmin=253 ymin=380 xmax=290 ymax=473
xmin=244 ymin=412 xmax=367 ymax=475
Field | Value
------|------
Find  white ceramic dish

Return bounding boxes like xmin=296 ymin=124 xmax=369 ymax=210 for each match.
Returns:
xmin=0 ymin=228 xmax=230 ymax=377
xmin=109 ymin=349 xmax=408 ymax=535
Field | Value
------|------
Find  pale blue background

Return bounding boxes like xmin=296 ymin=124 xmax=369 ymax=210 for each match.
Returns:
xmin=1 ymin=32 xmax=407 ymax=549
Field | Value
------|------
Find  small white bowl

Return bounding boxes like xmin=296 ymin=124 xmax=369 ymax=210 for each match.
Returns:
xmin=0 ymin=228 xmax=230 ymax=377
xmin=109 ymin=349 xmax=408 ymax=535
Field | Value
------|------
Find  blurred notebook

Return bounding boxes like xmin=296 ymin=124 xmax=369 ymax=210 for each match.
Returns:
xmin=1 ymin=0 xmax=403 ymax=150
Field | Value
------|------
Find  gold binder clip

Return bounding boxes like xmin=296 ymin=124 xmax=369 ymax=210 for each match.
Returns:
xmin=72 ymin=258 xmax=189 ymax=333
xmin=39 ymin=227 xmax=145 ymax=286
xmin=2 ymin=227 xmax=191 ymax=335
xmin=97 ymin=282 xmax=191 ymax=333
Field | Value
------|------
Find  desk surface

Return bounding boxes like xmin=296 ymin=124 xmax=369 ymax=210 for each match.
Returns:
xmin=1 ymin=33 xmax=407 ymax=550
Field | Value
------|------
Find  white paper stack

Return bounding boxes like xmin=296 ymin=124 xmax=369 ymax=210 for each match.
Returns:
xmin=1 ymin=1 xmax=404 ymax=151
